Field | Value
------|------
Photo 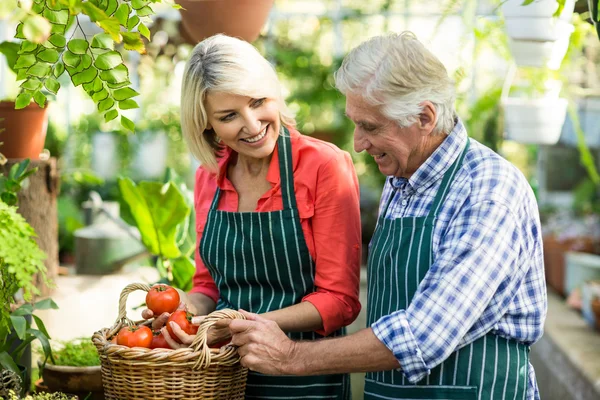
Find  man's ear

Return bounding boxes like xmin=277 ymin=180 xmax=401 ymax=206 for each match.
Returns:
xmin=418 ymin=101 xmax=437 ymax=135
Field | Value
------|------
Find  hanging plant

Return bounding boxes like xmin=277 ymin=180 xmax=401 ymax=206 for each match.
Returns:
xmin=0 ymin=0 xmax=181 ymax=132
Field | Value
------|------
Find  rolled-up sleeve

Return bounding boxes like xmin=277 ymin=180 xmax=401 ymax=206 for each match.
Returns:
xmin=302 ymin=152 xmax=362 ymax=336
xmin=372 ymin=201 xmax=524 ymax=383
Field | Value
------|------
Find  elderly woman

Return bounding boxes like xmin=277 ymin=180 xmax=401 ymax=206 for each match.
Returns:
xmin=223 ymin=32 xmax=547 ymax=400
xmin=162 ymin=34 xmax=361 ymax=399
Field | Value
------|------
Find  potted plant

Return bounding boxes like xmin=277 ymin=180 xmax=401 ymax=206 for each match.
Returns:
xmin=35 ymin=338 xmax=102 ymax=399
xmin=502 ymin=0 xmax=577 ymax=69
xmin=5 ymin=390 xmax=76 ymax=399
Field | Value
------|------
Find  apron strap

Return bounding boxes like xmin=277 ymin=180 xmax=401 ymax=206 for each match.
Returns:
xmin=209 ymin=127 xmax=299 ymax=211
xmin=428 ymin=137 xmax=470 ymax=219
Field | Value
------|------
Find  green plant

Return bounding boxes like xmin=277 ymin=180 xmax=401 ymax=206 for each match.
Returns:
xmin=117 ymin=170 xmax=195 ymax=291
xmin=5 ymin=389 xmax=76 ymax=400
xmin=38 ymin=338 xmax=99 ymax=367
xmin=0 ymin=159 xmax=39 ymax=206
xmin=0 ymin=0 xmax=181 ymax=132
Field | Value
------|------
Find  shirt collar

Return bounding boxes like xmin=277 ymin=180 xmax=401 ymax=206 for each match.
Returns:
xmin=216 ymin=126 xmax=299 ymax=190
xmin=389 ymin=117 xmax=468 ymax=193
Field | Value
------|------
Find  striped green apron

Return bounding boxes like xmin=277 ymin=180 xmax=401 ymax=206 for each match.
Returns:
xmin=199 ymin=131 xmax=350 ymax=399
xmin=365 ymin=138 xmax=530 ymax=400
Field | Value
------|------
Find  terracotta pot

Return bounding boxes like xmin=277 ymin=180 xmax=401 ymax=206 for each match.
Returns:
xmin=39 ymin=363 xmax=104 ymax=397
xmin=176 ymin=0 xmax=274 ymax=44
xmin=543 ymin=234 xmax=596 ymax=296
xmin=592 ymin=298 xmax=600 ymax=332
xmin=0 ymin=101 xmax=49 ymax=159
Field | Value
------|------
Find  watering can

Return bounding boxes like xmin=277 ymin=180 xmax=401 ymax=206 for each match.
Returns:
xmin=74 ymin=192 xmax=148 ymax=275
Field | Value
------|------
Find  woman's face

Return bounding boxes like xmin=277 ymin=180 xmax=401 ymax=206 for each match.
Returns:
xmin=205 ymin=92 xmax=281 ymax=160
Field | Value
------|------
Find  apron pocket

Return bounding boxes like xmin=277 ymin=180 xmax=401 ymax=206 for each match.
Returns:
xmin=365 ymin=379 xmax=478 ymax=400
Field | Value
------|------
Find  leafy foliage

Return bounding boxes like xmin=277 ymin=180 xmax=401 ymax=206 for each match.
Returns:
xmin=118 ymin=172 xmax=196 ymax=291
xmin=2 ymin=0 xmax=178 ymax=132
xmin=39 ymin=337 xmax=100 ymax=367
xmin=0 ymin=159 xmax=38 ymax=206
xmin=5 ymin=389 xmax=76 ymax=400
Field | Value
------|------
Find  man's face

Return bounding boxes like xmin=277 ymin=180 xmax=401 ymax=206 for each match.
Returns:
xmin=345 ymin=92 xmax=427 ymax=178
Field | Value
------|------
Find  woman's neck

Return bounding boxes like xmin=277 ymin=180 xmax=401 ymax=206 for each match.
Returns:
xmin=231 ymin=152 xmax=272 ymax=178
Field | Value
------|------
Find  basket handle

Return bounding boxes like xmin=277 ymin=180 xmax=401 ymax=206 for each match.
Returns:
xmin=107 ymin=282 xmax=152 ymax=338
xmin=190 ymin=309 xmax=246 ymax=370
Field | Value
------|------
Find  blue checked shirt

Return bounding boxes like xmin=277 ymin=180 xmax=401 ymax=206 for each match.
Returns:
xmin=370 ymin=119 xmax=547 ymax=399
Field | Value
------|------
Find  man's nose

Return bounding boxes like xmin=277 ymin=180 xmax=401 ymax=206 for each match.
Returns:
xmin=354 ymin=130 xmax=369 ymax=153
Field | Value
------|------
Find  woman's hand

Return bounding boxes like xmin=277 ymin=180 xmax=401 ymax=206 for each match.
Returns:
xmin=161 ymin=315 xmax=232 ymax=349
xmin=141 ymin=288 xmax=198 ymax=331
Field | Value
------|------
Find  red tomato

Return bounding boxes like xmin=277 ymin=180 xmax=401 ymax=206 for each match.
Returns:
xmin=166 ymin=310 xmax=198 ymax=344
xmin=209 ymin=339 xmax=231 ymax=349
xmin=150 ymin=331 xmax=172 ymax=349
xmin=146 ymin=284 xmax=180 ymax=316
xmin=116 ymin=325 xmax=153 ymax=348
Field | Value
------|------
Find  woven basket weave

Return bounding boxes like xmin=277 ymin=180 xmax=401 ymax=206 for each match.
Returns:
xmin=92 ymin=283 xmax=248 ymax=400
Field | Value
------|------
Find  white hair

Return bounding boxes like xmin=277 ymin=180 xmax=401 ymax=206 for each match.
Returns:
xmin=334 ymin=31 xmax=456 ymax=135
xmin=181 ymin=34 xmax=295 ymax=172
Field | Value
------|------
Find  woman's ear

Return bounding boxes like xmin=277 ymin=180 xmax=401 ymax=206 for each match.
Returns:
xmin=418 ymin=101 xmax=437 ymax=135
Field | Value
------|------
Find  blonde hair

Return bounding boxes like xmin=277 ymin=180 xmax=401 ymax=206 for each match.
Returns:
xmin=181 ymin=34 xmax=295 ymax=172
xmin=334 ymin=31 xmax=456 ymax=135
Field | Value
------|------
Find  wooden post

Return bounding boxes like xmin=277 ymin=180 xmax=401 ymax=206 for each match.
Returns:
xmin=2 ymin=158 xmax=59 ymax=297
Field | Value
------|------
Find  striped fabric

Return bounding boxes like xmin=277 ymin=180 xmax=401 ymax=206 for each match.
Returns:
xmin=369 ymin=120 xmax=545 ymax=400
xmin=199 ymin=131 xmax=350 ymax=399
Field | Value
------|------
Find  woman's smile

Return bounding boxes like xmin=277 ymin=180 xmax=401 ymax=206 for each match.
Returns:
xmin=240 ymin=124 xmax=269 ymax=145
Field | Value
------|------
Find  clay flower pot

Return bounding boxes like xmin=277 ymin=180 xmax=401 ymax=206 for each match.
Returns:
xmin=176 ymin=0 xmax=274 ymax=44
xmin=0 ymin=101 xmax=49 ymax=159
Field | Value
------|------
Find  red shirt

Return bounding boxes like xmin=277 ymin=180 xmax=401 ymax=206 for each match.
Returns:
xmin=191 ymin=128 xmax=361 ymax=335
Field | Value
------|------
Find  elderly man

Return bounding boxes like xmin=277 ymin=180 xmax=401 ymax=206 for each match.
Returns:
xmin=223 ymin=32 xmax=547 ymax=399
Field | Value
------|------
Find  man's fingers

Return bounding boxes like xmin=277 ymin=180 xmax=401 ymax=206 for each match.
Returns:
xmin=212 ymin=319 xmax=231 ymax=329
xmin=238 ymin=309 xmax=264 ymax=322
xmin=151 ymin=312 xmax=171 ymax=331
xmin=191 ymin=315 xmax=206 ymax=325
xmin=161 ymin=327 xmax=183 ymax=349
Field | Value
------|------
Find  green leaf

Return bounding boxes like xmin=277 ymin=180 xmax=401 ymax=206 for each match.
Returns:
xmin=98 ymin=17 xmax=122 ymax=42
xmin=92 ymin=88 xmax=109 ymax=102
xmin=10 ymin=315 xmax=27 ymax=339
xmin=131 ymin=0 xmax=149 ymax=10
xmin=50 ymin=23 xmax=67 ymax=35
xmin=43 ymin=8 xmax=69 ymax=24
xmin=44 ymin=77 xmax=60 ymax=94
xmin=120 ymin=115 xmax=135 ymax=132
xmin=16 ymin=68 xmax=28 ymax=80
xmin=1 ymin=192 xmax=18 ymax=205
xmin=15 ymin=23 xmax=26 ymax=39
xmin=14 ymin=54 xmax=36 ymax=70
xmin=32 ymin=315 xmax=51 ymax=340
xmin=127 ymin=15 xmax=140 ymax=31
xmin=138 ymin=23 xmax=150 ymax=40
xmin=33 ymin=298 xmax=59 ymax=310
xmin=136 ymin=5 xmax=154 ymax=17
xmin=121 ymin=31 xmax=145 ymax=53
xmin=46 ymin=0 xmax=66 ymax=11
xmin=28 ymin=328 xmax=54 ymax=363
xmin=99 ymin=64 xmax=128 ymax=84
xmin=18 ymin=41 xmax=38 ymax=54
xmin=115 ymin=3 xmax=130 ymax=26
xmin=521 ymin=0 xmax=535 ymax=4
xmin=104 ymin=108 xmax=118 ymax=122
xmin=0 ymin=41 xmax=20 ymax=72
xmin=67 ymin=39 xmax=89 ymax=55
xmin=0 ymin=351 xmax=20 ymax=375
xmin=98 ymin=97 xmax=115 ymax=112
xmin=27 ymin=63 xmax=51 ymax=78
xmin=171 ymin=257 xmax=195 ymax=291
xmin=105 ymin=0 xmax=118 ymax=16
xmin=113 ymin=87 xmax=139 ymax=101
xmin=23 ymin=14 xmax=52 ymax=43
xmin=15 ymin=92 xmax=32 ymax=109
xmin=72 ymin=68 xmax=98 ymax=86
xmin=33 ymin=90 xmax=46 ymax=107
xmin=37 ymin=48 xmax=59 ymax=63
xmin=21 ymin=78 xmax=42 ymax=91
xmin=48 ymin=33 xmax=66 ymax=48
xmin=91 ymin=33 xmax=114 ymax=50
xmin=53 ymin=62 xmax=65 ymax=77
xmin=81 ymin=54 xmax=93 ymax=69
xmin=11 ymin=303 xmax=33 ymax=316
xmin=93 ymin=77 xmax=104 ymax=92
xmin=118 ymin=99 xmax=138 ymax=110
xmin=63 ymin=50 xmax=81 ymax=67
xmin=94 ymin=50 xmax=122 ymax=70
xmin=106 ymin=80 xmax=130 ymax=89
xmin=118 ymin=179 xmax=190 ymax=257
xmin=81 ymin=1 xmax=109 ymax=22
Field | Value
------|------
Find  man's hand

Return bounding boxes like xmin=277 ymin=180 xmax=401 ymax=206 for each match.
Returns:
xmin=224 ymin=309 xmax=297 ymax=375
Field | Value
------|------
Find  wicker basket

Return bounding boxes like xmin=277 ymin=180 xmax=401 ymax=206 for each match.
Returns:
xmin=92 ymin=283 xmax=248 ymax=400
